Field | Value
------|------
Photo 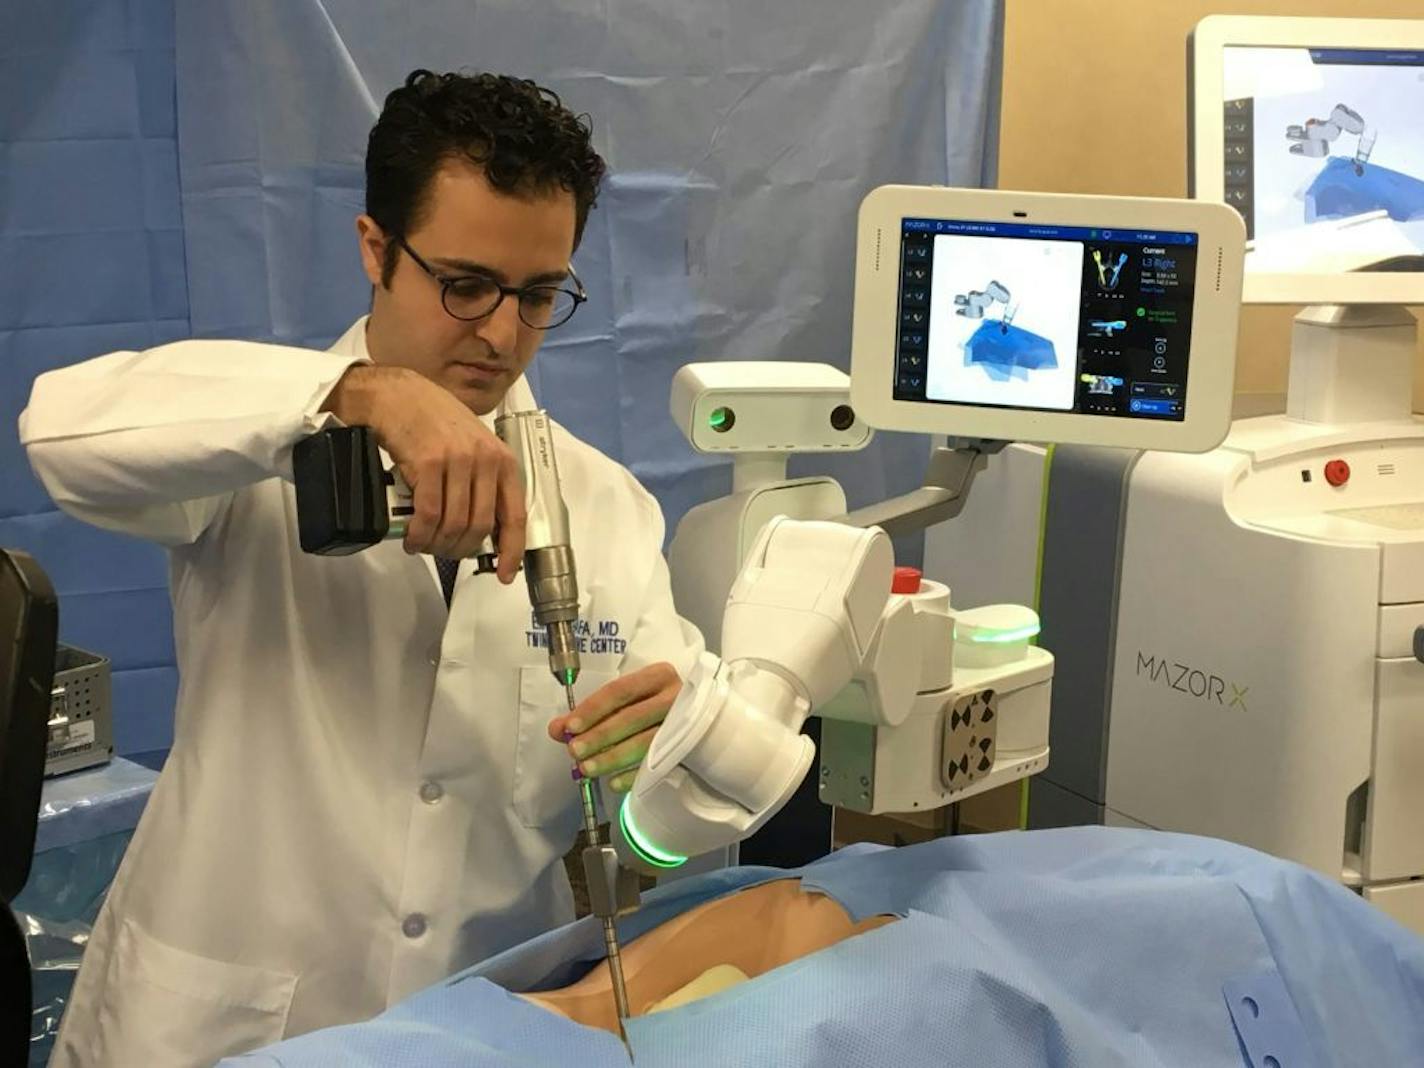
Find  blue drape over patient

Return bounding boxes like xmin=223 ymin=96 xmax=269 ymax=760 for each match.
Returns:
xmin=225 ymin=827 xmax=1424 ymax=1068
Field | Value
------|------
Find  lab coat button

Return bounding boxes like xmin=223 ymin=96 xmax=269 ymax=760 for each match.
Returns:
xmin=419 ymin=781 xmax=444 ymax=804
xmin=402 ymin=913 xmax=427 ymax=938
xmin=427 ymin=643 xmax=441 ymax=666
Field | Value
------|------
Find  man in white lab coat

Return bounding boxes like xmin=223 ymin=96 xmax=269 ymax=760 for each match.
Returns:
xmin=19 ymin=70 xmax=702 ymax=1066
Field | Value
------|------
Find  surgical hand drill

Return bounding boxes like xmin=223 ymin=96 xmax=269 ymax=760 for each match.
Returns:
xmin=293 ymin=410 xmax=637 ymax=1036
xmin=292 ymin=409 xmax=579 ymax=678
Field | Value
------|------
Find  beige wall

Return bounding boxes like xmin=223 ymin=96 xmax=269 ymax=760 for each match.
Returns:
xmin=1000 ymin=0 xmax=1424 ymax=407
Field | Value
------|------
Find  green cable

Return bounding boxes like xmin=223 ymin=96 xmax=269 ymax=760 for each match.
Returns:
xmin=1030 ymin=443 xmax=1055 ymax=638
xmin=1020 ymin=443 xmax=1055 ymax=831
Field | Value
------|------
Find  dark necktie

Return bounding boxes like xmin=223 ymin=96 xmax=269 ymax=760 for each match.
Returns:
xmin=434 ymin=556 xmax=460 ymax=607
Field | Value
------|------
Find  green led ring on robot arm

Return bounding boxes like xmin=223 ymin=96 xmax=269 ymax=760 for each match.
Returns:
xmin=618 ymin=795 xmax=689 ymax=870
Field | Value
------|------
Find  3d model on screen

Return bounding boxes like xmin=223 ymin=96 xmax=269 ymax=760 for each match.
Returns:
xmin=954 ymin=279 xmax=1013 ymax=321
xmin=1287 ymin=103 xmax=1373 ymax=165
xmin=1289 ymin=103 xmax=1424 ymax=225
xmin=1089 ymin=319 xmax=1128 ymax=338
xmin=1092 ymin=249 xmax=1128 ymax=290
xmin=953 ymin=280 xmax=1058 ymax=383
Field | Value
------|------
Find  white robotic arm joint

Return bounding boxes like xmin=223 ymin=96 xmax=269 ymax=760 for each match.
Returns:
xmin=719 ymin=517 xmax=894 ymax=704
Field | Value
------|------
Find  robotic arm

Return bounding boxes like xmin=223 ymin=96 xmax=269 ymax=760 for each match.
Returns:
xmin=1287 ymin=103 xmax=1375 ymax=172
xmin=612 ymin=516 xmax=1051 ymax=874
xmin=954 ymin=280 xmax=1013 ymax=323
xmin=611 ymin=517 xmax=909 ymax=869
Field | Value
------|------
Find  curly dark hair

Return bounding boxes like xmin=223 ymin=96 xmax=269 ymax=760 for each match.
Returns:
xmin=365 ymin=70 xmax=606 ymax=286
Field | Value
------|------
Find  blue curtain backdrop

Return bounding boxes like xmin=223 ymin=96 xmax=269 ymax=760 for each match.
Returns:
xmin=1 ymin=2 xmax=187 ymax=756
xmin=1 ymin=0 xmax=1002 ymax=755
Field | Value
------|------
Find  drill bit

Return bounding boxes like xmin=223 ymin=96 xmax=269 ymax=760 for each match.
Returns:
xmin=568 ymin=683 xmax=634 ymax=1057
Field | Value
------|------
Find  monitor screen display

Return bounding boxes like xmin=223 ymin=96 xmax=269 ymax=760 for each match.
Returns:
xmin=1222 ymin=46 xmax=1424 ymax=275
xmin=893 ymin=218 xmax=1198 ymax=421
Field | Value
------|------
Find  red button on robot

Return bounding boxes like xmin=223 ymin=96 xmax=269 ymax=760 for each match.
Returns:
xmin=1324 ymin=459 xmax=1350 ymax=487
xmin=891 ymin=566 xmax=922 ymax=594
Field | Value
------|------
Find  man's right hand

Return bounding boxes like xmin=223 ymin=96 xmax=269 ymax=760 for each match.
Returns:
xmin=322 ymin=365 xmax=527 ymax=583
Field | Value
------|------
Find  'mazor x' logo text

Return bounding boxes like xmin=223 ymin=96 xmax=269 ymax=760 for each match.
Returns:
xmin=1135 ymin=652 xmax=1249 ymax=712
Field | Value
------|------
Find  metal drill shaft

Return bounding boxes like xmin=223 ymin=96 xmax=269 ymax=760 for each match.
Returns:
xmin=568 ymin=683 xmax=633 ymax=1046
xmin=582 ymin=779 xmax=633 ymax=1023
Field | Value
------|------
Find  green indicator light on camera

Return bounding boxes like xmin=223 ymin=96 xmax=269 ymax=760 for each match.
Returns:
xmin=708 ymin=407 xmax=735 ymax=433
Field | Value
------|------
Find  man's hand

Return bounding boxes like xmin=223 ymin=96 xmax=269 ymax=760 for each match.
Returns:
xmin=323 ymin=364 xmax=526 ymax=582
xmin=547 ymin=663 xmax=684 ymax=793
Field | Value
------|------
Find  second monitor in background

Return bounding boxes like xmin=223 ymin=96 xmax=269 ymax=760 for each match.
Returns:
xmin=1191 ymin=15 xmax=1424 ymax=305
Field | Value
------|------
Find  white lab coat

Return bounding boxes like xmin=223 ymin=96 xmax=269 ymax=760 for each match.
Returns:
xmin=18 ymin=318 xmax=702 ymax=1067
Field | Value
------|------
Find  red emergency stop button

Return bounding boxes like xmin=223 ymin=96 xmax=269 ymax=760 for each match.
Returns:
xmin=892 ymin=566 xmax=922 ymax=594
xmin=1324 ymin=459 xmax=1350 ymax=487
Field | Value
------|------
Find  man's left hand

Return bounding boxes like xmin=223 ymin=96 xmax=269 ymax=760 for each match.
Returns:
xmin=546 ymin=662 xmax=684 ymax=793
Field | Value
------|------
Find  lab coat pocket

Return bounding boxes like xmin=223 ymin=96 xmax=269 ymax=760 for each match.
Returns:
xmin=514 ymin=665 xmax=617 ymax=830
xmin=94 ymin=916 xmax=297 ymax=1065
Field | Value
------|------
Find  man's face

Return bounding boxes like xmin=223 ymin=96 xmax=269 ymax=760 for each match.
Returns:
xmin=357 ymin=158 xmax=577 ymax=414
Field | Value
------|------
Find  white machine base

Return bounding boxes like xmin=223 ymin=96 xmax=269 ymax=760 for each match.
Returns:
xmin=1106 ymin=413 xmax=1424 ymax=936
xmin=1362 ymin=880 xmax=1424 ymax=933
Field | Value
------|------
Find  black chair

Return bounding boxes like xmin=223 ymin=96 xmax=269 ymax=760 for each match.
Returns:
xmin=0 ymin=549 xmax=58 ymax=1065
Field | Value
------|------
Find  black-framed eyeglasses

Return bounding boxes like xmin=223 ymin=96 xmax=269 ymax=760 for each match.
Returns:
xmin=395 ymin=236 xmax=587 ymax=330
